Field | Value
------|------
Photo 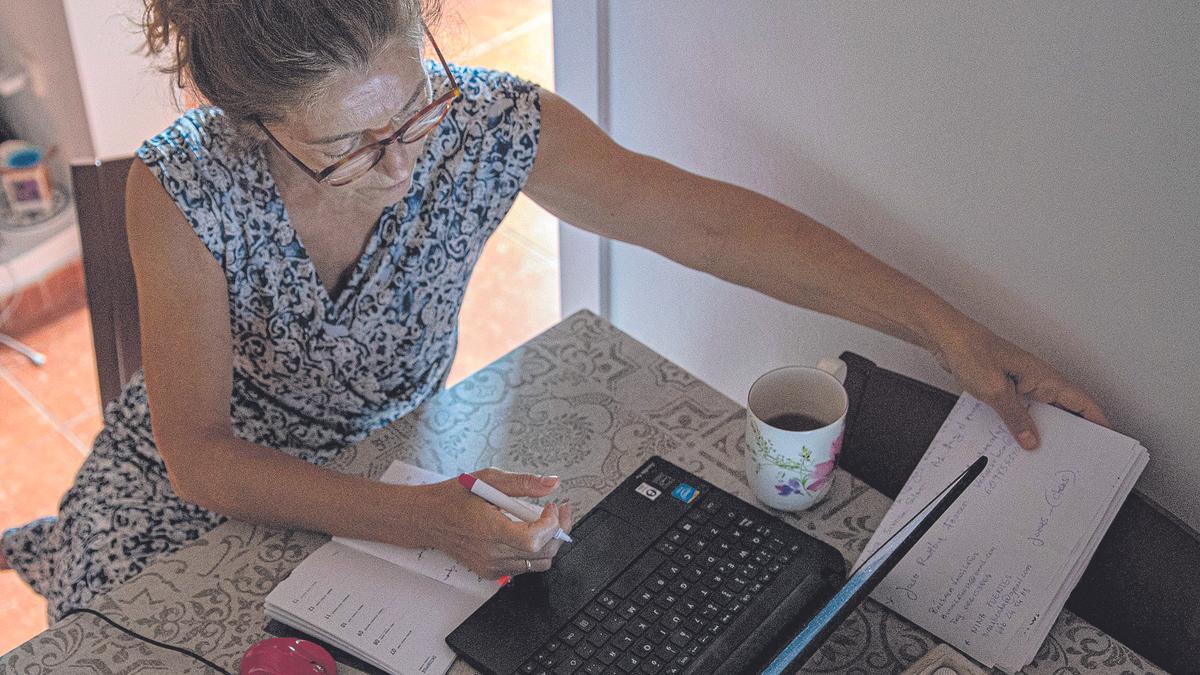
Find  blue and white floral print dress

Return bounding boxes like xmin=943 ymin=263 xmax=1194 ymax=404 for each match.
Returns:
xmin=3 ymin=63 xmax=540 ymax=620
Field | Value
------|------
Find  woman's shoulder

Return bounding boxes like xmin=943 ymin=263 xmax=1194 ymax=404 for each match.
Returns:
xmin=431 ymin=61 xmax=540 ymax=108
xmin=136 ymin=107 xmax=243 ymax=169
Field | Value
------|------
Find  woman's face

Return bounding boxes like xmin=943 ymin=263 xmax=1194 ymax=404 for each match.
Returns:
xmin=269 ymin=40 xmax=431 ymax=207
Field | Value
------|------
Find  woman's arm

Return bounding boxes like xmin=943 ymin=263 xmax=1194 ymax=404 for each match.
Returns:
xmin=125 ymin=161 xmax=569 ymax=578
xmin=523 ymin=90 xmax=1108 ymax=449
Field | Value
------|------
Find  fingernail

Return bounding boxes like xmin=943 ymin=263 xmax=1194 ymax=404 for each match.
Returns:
xmin=539 ymin=475 xmax=560 ymax=486
xmin=1018 ymin=431 xmax=1038 ymax=449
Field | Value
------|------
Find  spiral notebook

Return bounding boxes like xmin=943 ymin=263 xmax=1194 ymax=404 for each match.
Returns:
xmin=854 ymin=393 xmax=1148 ymax=673
xmin=263 ymin=461 xmax=499 ymax=675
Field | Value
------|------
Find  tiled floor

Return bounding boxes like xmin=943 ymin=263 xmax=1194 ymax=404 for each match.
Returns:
xmin=0 ymin=0 xmax=556 ymax=654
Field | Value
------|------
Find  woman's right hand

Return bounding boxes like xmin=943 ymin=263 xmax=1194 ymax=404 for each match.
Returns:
xmin=414 ymin=468 xmax=574 ymax=580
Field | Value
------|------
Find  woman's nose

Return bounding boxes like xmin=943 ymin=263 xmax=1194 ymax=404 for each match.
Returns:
xmin=375 ymin=143 xmax=414 ymax=183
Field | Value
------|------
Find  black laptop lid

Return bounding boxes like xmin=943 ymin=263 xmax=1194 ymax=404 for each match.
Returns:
xmin=760 ymin=455 xmax=988 ymax=674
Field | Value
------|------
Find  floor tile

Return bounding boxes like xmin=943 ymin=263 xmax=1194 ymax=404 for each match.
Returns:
xmin=0 ymin=307 xmax=100 ymax=450
xmin=441 ymin=0 xmax=551 ymax=58
xmin=499 ymin=194 xmax=558 ymax=262
xmin=0 ymin=376 xmax=87 ymax=652
xmin=0 ymin=377 xmax=86 ymax=525
xmin=449 ymin=227 xmax=560 ymax=385
xmin=0 ymin=575 xmax=46 ymax=656
xmin=464 ymin=17 xmax=556 ymax=90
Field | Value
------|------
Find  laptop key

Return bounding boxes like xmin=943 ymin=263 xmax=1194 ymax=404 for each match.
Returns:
xmin=714 ymin=588 xmax=735 ymax=606
xmin=584 ymin=661 xmax=606 ymax=675
xmin=640 ymin=656 xmax=665 ymax=674
xmin=612 ymin=633 xmax=635 ymax=651
xmin=669 ymin=629 xmax=694 ymax=648
xmin=633 ymin=639 xmax=655 ymax=658
xmin=648 ymin=626 xmax=670 ymax=644
xmin=602 ymin=613 xmax=625 ymax=634
xmin=654 ymin=540 xmax=677 ymax=556
xmin=639 ymin=605 xmax=664 ymax=623
xmin=589 ymin=627 xmax=614 ymax=647
xmin=654 ymin=592 xmax=678 ymax=610
xmin=575 ymin=642 xmax=597 ymax=659
xmin=585 ymin=603 xmax=609 ymax=622
xmin=655 ymin=641 xmax=679 ymax=658
xmin=575 ymin=615 xmax=597 ymax=632
xmin=597 ymin=645 xmax=620 ymax=665
xmin=598 ymin=592 xmax=620 ymax=610
xmin=616 ymin=653 xmax=641 ymax=673
xmin=617 ymin=602 xmax=639 ymax=620
xmin=555 ymin=655 xmax=584 ymax=675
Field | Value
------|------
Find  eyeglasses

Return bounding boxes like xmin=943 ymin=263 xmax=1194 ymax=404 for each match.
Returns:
xmin=256 ymin=27 xmax=461 ymax=187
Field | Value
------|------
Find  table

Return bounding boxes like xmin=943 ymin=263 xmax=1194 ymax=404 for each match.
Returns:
xmin=0 ymin=311 xmax=1163 ymax=674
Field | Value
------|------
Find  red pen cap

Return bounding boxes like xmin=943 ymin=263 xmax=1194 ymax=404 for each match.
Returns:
xmin=457 ymin=473 xmax=477 ymax=489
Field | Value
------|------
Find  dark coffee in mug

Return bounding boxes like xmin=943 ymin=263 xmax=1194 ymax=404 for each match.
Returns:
xmin=764 ymin=412 xmax=827 ymax=432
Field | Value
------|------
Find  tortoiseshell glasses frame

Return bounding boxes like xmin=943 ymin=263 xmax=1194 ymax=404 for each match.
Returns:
xmin=255 ymin=27 xmax=461 ymax=186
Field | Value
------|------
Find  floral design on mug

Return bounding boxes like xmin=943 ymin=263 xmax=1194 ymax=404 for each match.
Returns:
xmin=750 ymin=418 xmax=813 ymax=473
xmin=806 ymin=430 xmax=844 ymax=492
xmin=762 ymin=426 xmax=845 ymax=497
xmin=776 ymin=477 xmax=806 ymax=496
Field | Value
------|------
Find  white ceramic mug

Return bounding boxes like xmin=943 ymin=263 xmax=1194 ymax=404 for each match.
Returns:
xmin=745 ymin=358 xmax=848 ymax=511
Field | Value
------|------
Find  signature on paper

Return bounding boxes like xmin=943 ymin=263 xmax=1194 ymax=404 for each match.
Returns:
xmin=1027 ymin=470 xmax=1076 ymax=547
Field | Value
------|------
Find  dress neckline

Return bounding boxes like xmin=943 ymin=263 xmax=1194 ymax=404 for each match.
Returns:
xmin=257 ymin=142 xmax=410 ymax=322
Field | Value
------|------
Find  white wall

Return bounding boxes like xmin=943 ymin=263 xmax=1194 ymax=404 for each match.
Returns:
xmin=555 ymin=2 xmax=1200 ymax=528
xmin=61 ymin=0 xmax=182 ymax=160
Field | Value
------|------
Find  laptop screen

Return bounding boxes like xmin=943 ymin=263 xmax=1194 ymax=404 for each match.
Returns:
xmin=759 ymin=455 xmax=988 ymax=674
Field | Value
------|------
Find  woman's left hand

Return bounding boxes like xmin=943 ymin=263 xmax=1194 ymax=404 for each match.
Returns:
xmin=930 ymin=317 xmax=1110 ymax=450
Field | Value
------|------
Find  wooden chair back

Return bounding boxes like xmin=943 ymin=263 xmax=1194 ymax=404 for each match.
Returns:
xmin=71 ymin=156 xmax=140 ymax=409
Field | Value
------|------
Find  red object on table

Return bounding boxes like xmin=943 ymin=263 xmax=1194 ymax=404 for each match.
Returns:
xmin=240 ymin=637 xmax=337 ymax=674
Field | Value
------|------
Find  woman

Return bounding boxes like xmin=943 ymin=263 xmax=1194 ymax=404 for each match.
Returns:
xmin=1 ymin=0 xmax=1107 ymax=620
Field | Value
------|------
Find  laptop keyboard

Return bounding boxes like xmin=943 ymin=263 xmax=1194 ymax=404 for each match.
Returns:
xmin=519 ymin=492 xmax=806 ymax=675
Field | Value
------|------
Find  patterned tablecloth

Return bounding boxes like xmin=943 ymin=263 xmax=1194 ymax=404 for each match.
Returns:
xmin=0 ymin=311 xmax=1162 ymax=674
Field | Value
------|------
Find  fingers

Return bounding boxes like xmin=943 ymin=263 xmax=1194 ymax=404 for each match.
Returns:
xmin=1052 ymin=385 xmax=1111 ymax=428
xmin=474 ymin=467 xmax=561 ymax=498
xmin=982 ymin=377 xmax=1041 ymax=450
xmin=1014 ymin=371 xmax=1111 ymax=429
xmin=493 ymin=502 xmax=566 ymax=557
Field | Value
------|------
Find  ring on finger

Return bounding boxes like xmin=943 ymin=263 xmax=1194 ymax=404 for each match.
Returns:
xmin=525 ymin=559 xmax=532 ymax=573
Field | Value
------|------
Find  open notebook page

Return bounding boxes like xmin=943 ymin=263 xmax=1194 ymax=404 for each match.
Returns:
xmin=334 ymin=461 xmax=498 ymax=598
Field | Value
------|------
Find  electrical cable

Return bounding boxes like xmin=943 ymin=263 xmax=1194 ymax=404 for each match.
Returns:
xmin=59 ymin=607 xmax=234 ymax=674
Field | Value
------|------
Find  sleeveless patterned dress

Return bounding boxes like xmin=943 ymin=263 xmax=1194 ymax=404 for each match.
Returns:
xmin=2 ymin=63 xmax=540 ymax=620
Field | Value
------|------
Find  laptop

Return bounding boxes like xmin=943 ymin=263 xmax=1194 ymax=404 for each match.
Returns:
xmin=447 ymin=454 xmax=987 ymax=675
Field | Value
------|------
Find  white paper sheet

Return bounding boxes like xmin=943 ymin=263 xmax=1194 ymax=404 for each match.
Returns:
xmin=854 ymin=394 xmax=1147 ymax=672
